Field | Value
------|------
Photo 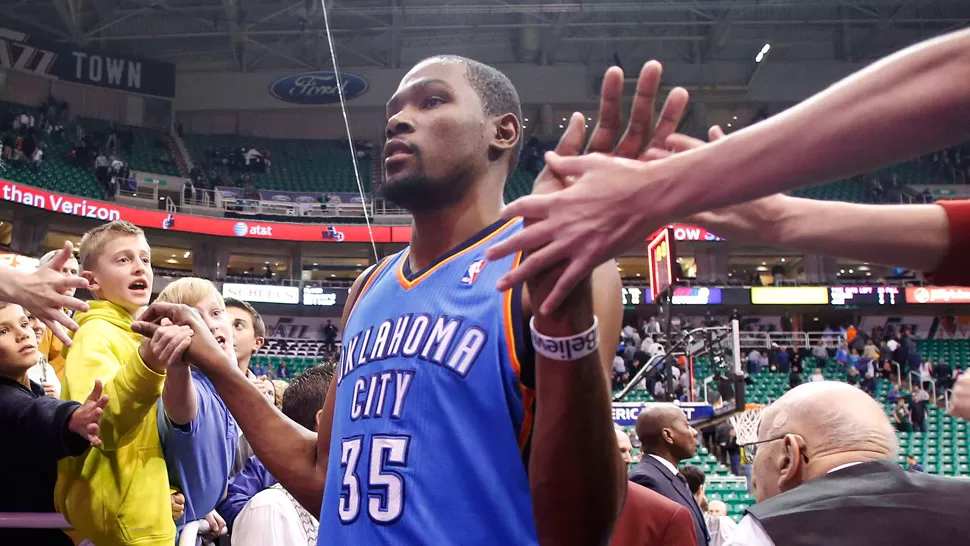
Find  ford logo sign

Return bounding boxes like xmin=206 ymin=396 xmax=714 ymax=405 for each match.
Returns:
xmin=296 ymin=196 xmax=316 ymax=203
xmin=269 ymin=71 xmax=369 ymax=105
xmin=272 ymin=194 xmax=291 ymax=202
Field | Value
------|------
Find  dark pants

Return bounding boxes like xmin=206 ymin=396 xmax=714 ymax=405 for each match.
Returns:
xmin=730 ymin=453 xmax=741 ymax=476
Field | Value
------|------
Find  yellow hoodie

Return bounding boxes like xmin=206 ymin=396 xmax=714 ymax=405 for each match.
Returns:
xmin=55 ymin=301 xmax=173 ymax=546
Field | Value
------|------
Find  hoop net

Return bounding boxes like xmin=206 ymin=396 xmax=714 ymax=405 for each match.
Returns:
xmin=729 ymin=403 xmax=767 ymax=445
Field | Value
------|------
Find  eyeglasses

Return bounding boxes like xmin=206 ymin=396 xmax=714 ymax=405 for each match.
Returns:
xmin=740 ymin=433 xmax=810 ymax=463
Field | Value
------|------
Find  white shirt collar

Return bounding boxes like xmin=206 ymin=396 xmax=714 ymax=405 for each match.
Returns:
xmin=827 ymin=461 xmax=864 ymax=474
xmin=648 ymin=454 xmax=680 ymax=476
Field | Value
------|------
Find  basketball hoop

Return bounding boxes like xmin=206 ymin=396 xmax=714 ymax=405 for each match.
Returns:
xmin=729 ymin=403 xmax=767 ymax=445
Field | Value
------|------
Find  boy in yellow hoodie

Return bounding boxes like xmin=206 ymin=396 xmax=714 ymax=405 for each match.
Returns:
xmin=56 ymin=220 xmax=194 ymax=546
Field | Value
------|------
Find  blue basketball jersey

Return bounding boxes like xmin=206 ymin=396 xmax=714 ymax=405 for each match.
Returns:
xmin=320 ymin=218 xmax=538 ymax=545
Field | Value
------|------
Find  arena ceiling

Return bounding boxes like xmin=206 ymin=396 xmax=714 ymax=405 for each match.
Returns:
xmin=2 ymin=0 xmax=968 ymax=75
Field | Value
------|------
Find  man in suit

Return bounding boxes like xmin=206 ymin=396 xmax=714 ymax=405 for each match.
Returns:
xmin=629 ymin=404 xmax=709 ymax=546
xmin=726 ymin=381 xmax=970 ymax=545
xmin=612 ymin=428 xmax=697 ymax=546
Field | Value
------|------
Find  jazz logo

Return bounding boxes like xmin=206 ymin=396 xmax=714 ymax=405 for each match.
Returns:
xmin=461 ymin=259 xmax=487 ymax=286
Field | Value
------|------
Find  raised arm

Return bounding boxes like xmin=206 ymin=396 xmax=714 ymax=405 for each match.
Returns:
xmin=491 ymin=27 xmax=970 ymax=313
xmin=133 ymin=266 xmax=372 ymax=516
xmin=526 ymin=262 xmax=625 ymax=545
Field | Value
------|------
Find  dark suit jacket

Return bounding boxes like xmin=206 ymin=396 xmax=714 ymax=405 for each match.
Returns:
xmin=611 ymin=481 xmax=698 ymax=546
xmin=629 ymin=456 xmax=709 ymax=546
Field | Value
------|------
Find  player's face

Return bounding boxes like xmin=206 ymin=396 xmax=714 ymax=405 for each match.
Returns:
xmin=227 ymin=306 xmax=263 ymax=369
xmin=194 ymin=293 xmax=237 ymax=365
xmin=86 ymin=235 xmax=153 ymax=315
xmin=382 ymin=61 xmax=490 ymax=211
xmin=0 ymin=305 xmax=40 ymax=376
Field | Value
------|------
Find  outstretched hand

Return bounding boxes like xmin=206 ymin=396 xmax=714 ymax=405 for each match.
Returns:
xmin=68 ymin=379 xmax=109 ymax=447
xmin=132 ymin=302 xmax=234 ymax=375
xmin=489 ymin=61 xmax=689 ymax=314
xmin=12 ymin=241 xmax=89 ymax=346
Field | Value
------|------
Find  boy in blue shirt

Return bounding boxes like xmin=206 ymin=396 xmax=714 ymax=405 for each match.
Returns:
xmin=155 ymin=278 xmax=240 ymax=536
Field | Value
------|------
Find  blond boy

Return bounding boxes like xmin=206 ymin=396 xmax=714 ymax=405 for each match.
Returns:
xmin=56 ymin=220 xmax=193 ymax=546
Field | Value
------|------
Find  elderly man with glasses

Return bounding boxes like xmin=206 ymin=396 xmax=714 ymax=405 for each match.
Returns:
xmin=726 ymin=381 xmax=970 ymax=546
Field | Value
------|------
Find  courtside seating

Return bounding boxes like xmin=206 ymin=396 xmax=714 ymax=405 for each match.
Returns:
xmin=183 ymin=134 xmax=371 ymax=193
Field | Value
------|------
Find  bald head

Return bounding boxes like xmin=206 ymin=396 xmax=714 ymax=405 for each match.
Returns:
xmin=751 ymin=381 xmax=898 ymax=503
xmin=708 ymin=500 xmax=728 ymax=517
xmin=759 ymin=381 xmax=897 ymax=458
xmin=635 ymin=403 xmax=697 ymax=463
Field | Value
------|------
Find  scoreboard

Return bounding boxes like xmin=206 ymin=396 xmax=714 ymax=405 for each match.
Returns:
xmin=829 ymin=286 xmax=901 ymax=306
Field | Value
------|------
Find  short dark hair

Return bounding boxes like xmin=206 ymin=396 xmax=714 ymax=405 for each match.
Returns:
xmin=224 ymin=297 xmax=266 ymax=339
xmin=679 ymin=464 xmax=706 ymax=495
xmin=281 ymin=363 xmax=335 ymax=431
xmin=421 ymin=55 xmax=523 ymax=176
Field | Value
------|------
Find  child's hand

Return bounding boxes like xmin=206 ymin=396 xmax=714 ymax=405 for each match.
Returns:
xmin=171 ymin=492 xmax=185 ymax=521
xmin=201 ymin=510 xmax=227 ymax=541
xmin=68 ymin=379 xmax=109 ymax=446
xmin=42 ymin=381 xmax=58 ymax=398
xmin=139 ymin=319 xmax=194 ymax=373
xmin=250 ymin=375 xmax=275 ymax=401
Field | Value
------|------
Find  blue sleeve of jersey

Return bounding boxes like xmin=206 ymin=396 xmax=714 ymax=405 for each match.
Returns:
xmin=216 ymin=456 xmax=278 ymax=529
xmin=163 ymin=372 xmax=236 ymax=524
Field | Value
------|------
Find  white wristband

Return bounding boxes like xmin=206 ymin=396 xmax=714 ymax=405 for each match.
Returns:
xmin=530 ymin=316 xmax=600 ymax=361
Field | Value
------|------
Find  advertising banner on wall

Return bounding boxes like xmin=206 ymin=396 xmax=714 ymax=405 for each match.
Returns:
xmin=0 ymin=250 xmax=39 ymax=272
xmin=268 ymin=71 xmax=369 ymax=105
xmin=751 ymin=286 xmax=829 ymax=305
xmin=0 ymin=26 xmax=175 ymax=97
xmin=222 ymin=283 xmax=300 ymax=305
xmin=0 ymin=179 xmax=405 ymax=243
xmin=906 ymin=286 xmax=970 ymax=305
xmin=612 ymin=402 xmax=715 ymax=426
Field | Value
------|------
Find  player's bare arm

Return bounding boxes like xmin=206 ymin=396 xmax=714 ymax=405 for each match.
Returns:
xmin=520 ymin=61 xmax=688 ymax=544
xmin=133 ymin=300 xmax=324 ymax=511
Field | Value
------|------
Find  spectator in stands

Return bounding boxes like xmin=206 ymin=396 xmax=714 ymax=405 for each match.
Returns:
xmin=25 ymin=311 xmax=59 ymax=398
xmin=322 ymin=319 xmax=338 ymax=353
xmin=56 ymin=221 xmax=177 ymax=546
xmin=630 ymin=404 xmax=710 ymax=546
xmin=905 ymin=455 xmax=923 ymax=472
xmin=848 ymin=348 xmax=861 ymax=371
xmin=679 ymin=465 xmax=707 ymax=508
xmin=862 ymin=339 xmax=879 ymax=360
xmin=936 ymin=360 xmax=955 ymax=392
xmin=224 ymin=298 xmax=275 ymax=403
xmin=614 ymin=348 xmax=630 ymax=389
xmin=746 ymin=349 xmax=763 ymax=375
xmin=887 ymin=383 xmax=901 ymax=404
xmin=892 ymin=399 xmax=913 ymax=433
xmin=860 ymin=372 xmax=877 ymax=396
xmin=227 ymin=365 xmax=333 ymax=546
xmin=726 ymin=429 xmax=742 ymax=476
xmin=613 ymin=427 xmax=699 ymax=546
xmin=0 ymin=302 xmax=108 ymax=546
xmin=155 ymin=278 xmax=240 ymax=535
xmin=706 ymin=500 xmax=738 ymax=546
xmin=770 ymin=263 xmax=785 ymax=285
xmin=788 ymin=367 xmax=803 ymax=390
xmin=809 ymin=368 xmax=824 ymax=383
xmin=834 ymin=343 xmax=849 ymax=374
xmin=846 ymin=365 xmax=861 ymax=387
xmin=910 ymin=385 xmax=929 ymax=433
xmin=645 ymin=316 xmax=662 ymax=335
xmin=771 ymin=344 xmax=789 ymax=374
xmin=727 ymin=381 xmax=970 ymax=545
xmin=278 ymin=359 xmax=290 ymax=380
xmin=811 ymin=340 xmax=828 ymax=368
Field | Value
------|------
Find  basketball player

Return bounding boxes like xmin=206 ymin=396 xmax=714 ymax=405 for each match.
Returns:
xmin=486 ymin=27 xmax=970 ymax=315
xmin=135 ymin=57 xmax=689 ymax=544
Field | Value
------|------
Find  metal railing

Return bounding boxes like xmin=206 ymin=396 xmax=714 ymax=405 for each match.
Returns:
xmin=0 ymin=514 xmax=217 ymax=546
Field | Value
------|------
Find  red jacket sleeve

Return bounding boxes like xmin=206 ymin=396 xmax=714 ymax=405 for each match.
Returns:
xmin=926 ymin=200 xmax=970 ymax=285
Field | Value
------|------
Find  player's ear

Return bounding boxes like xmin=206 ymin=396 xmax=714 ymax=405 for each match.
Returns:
xmin=489 ymin=112 xmax=520 ymax=158
xmin=254 ymin=336 xmax=265 ymax=353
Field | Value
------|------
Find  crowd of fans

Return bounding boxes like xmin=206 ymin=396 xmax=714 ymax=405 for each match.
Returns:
xmin=0 ymin=98 xmax=69 ymax=173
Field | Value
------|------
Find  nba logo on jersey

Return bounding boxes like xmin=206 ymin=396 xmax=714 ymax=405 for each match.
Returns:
xmin=460 ymin=259 xmax=487 ymax=285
